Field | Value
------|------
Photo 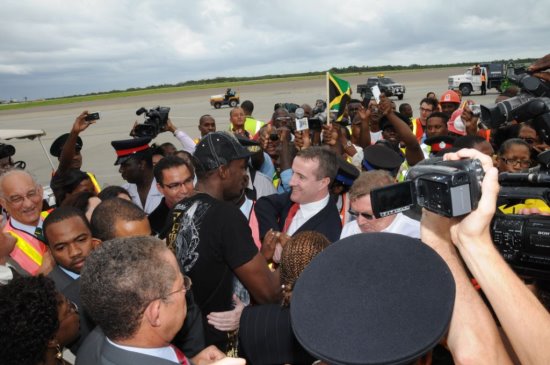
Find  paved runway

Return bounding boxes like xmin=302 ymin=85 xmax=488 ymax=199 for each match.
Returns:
xmin=0 ymin=66 xmax=501 ymax=187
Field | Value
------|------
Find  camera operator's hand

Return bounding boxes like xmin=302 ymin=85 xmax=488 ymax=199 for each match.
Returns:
xmin=443 ymin=148 xmax=498 ymax=245
xmin=72 ymin=110 xmax=95 ymax=134
xmin=528 ymin=53 xmax=550 ymax=82
xmin=443 ymin=148 xmax=550 ymax=365
xmin=161 ymin=118 xmax=177 ymax=134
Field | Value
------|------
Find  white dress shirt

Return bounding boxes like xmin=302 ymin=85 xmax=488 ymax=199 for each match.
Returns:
xmin=287 ymin=194 xmax=330 ymax=236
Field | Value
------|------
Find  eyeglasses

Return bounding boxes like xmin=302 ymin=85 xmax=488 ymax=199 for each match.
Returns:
xmin=521 ymin=137 xmax=536 ymax=145
xmin=419 ymin=107 xmax=433 ymax=113
xmin=500 ymin=158 xmax=531 ymax=168
xmin=163 ymin=275 xmax=192 ymax=300
xmin=348 ymin=208 xmax=376 ymax=220
xmin=162 ymin=180 xmax=193 ymax=190
xmin=6 ymin=187 xmax=40 ymax=206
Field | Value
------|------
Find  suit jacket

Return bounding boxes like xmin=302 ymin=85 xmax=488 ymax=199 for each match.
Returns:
xmin=48 ymin=265 xmax=75 ymax=292
xmin=76 ymin=327 xmax=180 ymax=365
xmin=255 ymin=192 xmax=342 ymax=242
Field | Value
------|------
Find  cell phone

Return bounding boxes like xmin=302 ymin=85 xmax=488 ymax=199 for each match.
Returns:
xmin=470 ymin=104 xmax=481 ymax=117
xmin=85 ymin=112 xmax=100 ymax=122
xmin=371 ymin=85 xmax=381 ymax=103
xmin=295 ymin=117 xmax=309 ymax=132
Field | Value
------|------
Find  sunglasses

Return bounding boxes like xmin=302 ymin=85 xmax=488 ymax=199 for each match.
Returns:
xmin=348 ymin=208 xmax=376 ymax=220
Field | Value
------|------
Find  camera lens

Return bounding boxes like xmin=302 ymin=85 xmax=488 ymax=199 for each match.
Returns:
xmin=269 ymin=133 xmax=279 ymax=141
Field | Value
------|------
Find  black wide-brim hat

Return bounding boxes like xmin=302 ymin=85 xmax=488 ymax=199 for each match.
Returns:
xmin=50 ymin=133 xmax=83 ymax=157
xmin=291 ymin=233 xmax=456 ymax=365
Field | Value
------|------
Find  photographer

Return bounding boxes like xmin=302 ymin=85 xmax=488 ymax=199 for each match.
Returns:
xmin=423 ymin=148 xmax=550 ymax=364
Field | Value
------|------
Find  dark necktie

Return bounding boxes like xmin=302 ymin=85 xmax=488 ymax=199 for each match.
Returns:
xmin=34 ymin=227 xmax=45 ymax=242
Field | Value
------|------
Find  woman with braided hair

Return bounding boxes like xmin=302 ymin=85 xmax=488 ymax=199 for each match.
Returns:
xmin=238 ymin=231 xmax=331 ymax=365
xmin=0 ymin=275 xmax=80 ymax=365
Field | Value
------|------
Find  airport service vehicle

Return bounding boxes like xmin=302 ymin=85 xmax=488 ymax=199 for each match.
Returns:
xmin=357 ymin=75 xmax=406 ymax=100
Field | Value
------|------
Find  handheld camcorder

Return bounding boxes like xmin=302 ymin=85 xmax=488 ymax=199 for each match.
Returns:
xmin=491 ymin=172 xmax=550 ymax=280
xmin=370 ymin=157 xmax=484 ymax=218
xmin=134 ymin=106 xmax=170 ymax=139
xmin=479 ymin=65 xmax=550 ymax=279
xmin=481 ymin=66 xmax=550 ymax=143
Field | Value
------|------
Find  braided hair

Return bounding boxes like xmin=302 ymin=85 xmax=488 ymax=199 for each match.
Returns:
xmin=279 ymin=231 xmax=331 ymax=307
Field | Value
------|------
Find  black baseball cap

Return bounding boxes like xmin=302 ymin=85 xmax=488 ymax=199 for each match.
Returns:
xmin=194 ymin=132 xmax=253 ymax=171
xmin=362 ymin=144 xmax=404 ymax=172
xmin=50 ymin=133 xmax=83 ymax=158
xmin=291 ymin=233 xmax=456 ymax=365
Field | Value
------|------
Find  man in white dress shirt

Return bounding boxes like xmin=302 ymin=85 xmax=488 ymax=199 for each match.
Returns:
xmin=340 ymin=170 xmax=420 ymax=239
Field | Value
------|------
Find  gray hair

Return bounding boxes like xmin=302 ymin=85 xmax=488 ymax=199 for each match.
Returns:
xmin=349 ymin=170 xmax=394 ymax=201
xmin=0 ymin=168 xmax=39 ymax=198
xmin=80 ymin=236 xmax=177 ymax=341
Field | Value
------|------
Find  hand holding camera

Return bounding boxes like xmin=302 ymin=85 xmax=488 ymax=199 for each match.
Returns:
xmin=443 ymin=148 xmax=499 ymax=248
xmin=73 ymin=110 xmax=98 ymax=134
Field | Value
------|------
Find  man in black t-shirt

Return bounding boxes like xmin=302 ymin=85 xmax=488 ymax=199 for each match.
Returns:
xmin=166 ymin=132 xmax=280 ymax=351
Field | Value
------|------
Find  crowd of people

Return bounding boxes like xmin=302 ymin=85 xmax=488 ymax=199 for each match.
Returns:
xmin=1 ymin=54 xmax=550 ymax=365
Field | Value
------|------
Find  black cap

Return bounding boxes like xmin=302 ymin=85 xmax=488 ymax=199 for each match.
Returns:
xmin=235 ymin=135 xmax=262 ymax=155
xmin=0 ymin=143 xmax=15 ymax=159
xmin=424 ymin=135 xmax=456 ymax=154
xmin=50 ymin=133 xmax=83 ymax=157
xmin=111 ymin=137 xmax=152 ymax=165
xmin=362 ymin=144 xmax=404 ymax=172
xmin=291 ymin=233 xmax=456 ymax=365
xmin=194 ymin=132 xmax=253 ymax=171
xmin=335 ymin=157 xmax=360 ymax=187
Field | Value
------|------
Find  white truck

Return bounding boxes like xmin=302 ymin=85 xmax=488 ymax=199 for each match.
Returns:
xmin=448 ymin=63 xmax=506 ymax=96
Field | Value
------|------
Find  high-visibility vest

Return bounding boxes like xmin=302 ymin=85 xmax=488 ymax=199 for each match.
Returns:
xmin=86 ymin=172 xmax=101 ymax=193
xmin=244 ymin=117 xmax=265 ymax=136
xmin=411 ymin=118 xmax=424 ymax=142
xmin=4 ymin=211 xmax=50 ymax=276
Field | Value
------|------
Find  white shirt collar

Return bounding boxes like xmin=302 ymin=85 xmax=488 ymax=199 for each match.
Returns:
xmin=106 ymin=337 xmax=179 ymax=362
xmin=298 ymin=194 xmax=330 ymax=220
xmin=59 ymin=265 xmax=80 ymax=280
xmin=10 ymin=217 xmax=42 ymax=236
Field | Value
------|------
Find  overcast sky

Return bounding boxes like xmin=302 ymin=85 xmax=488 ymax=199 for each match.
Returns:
xmin=1 ymin=0 xmax=548 ymax=100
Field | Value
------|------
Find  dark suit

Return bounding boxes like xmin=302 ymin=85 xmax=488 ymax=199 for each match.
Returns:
xmin=76 ymin=327 xmax=180 ymax=365
xmin=48 ymin=265 xmax=75 ymax=292
xmin=255 ymin=192 xmax=342 ymax=242
xmin=65 ymin=278 xmax=204 ymax=357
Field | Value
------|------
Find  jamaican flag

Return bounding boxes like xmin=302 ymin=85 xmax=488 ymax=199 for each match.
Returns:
xmin=328 ymin=72 xmax=352 ymax=122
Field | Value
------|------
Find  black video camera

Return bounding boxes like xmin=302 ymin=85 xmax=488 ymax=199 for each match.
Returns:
xmin=134 ymin=106 xmax=170 ymax=139
xmin=481 ymin=66 xmax=550 ymax=143
xmin=370 ymin=157 xmax=484 ymax=218
xmin=492 ymin=172 xmax=550 ymax=280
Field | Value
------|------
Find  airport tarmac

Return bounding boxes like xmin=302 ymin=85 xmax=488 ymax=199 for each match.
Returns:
xmin=0 ymin=66 xmax=500 ymax=187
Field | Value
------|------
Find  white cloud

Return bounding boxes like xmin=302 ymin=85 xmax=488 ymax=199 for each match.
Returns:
xmin=0 ymin=0 xmax=548 ymax=99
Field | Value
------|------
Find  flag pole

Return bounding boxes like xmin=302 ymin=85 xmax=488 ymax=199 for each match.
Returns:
xmin=326 ymin=71 xmax=331 ymax=126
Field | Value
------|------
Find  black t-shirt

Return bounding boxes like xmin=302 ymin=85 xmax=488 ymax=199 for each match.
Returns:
xmin=166 ymin=193 xmax=258 ymax=349
xmin=148 ymin=197 xmax=171 ymax=239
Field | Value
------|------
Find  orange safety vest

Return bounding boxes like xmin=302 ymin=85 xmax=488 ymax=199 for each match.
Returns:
xmin=411 ymin=118 xmax=424 ymax=142
xmin=4 ymin=211 xmax=50 ymax=276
